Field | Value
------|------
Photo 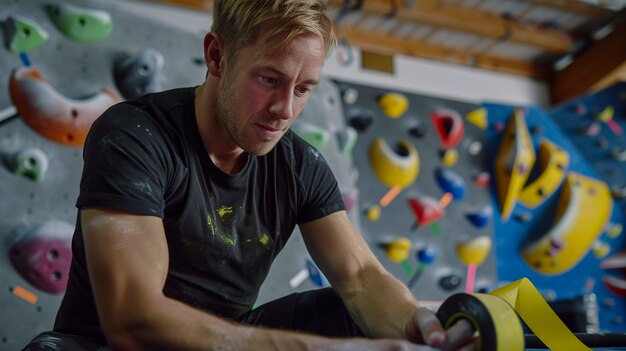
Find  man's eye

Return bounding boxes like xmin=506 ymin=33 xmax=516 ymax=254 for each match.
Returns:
xmin=261 ymin=76 xmax=279 ymax=86
xmin=295 ymin=87 xmax=311 ymax=96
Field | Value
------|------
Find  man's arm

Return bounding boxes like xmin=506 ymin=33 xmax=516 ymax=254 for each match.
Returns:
xmin=82 ymin=208 xmax=433 ymax=351
xmin=299 ymin=211 xmax=475 ymax=349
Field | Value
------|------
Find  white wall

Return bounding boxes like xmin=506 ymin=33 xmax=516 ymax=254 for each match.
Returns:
xmin=125 ymin=0 xmax=550 ymax=107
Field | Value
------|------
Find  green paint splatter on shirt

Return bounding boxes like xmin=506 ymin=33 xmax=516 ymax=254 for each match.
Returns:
xmin=259 ymin=233 xmax=270 ymax=246
xmin=218 ymin=206 xmax=233 ymax=218
xmin=206 ymin=215 xmax=217 ymax=236
xmin=219 ymin=232 xmax=235 ymax=245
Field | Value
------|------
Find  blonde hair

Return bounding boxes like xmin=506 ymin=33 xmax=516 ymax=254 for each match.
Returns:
xmin=211 ymin=0 xmax=336 ymax=59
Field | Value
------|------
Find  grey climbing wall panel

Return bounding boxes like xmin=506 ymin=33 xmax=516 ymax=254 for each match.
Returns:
xmin=0 ymin=0 xmax=202 ymax=348
xmin=333 ymin=79 xmax=497 ymax=301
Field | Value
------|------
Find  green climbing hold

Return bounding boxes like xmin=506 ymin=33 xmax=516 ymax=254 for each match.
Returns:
xmin=292 ymin=121 xmax=330 ymax=150
xmin=336 ymin=127 xmax=358 ymax=155
xmin=8 ymin=147 xmax=49 ymax=182
xmin=3 ymin=16 xmax=49 ymax=53
xmin=47 ymin=3 xmax=113 ymax=43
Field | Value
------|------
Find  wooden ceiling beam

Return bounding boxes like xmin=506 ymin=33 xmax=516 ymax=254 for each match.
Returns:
xmin=340 ymin=24 xmax=550 ymax=80
xmin=551 ymin=19 xmax=626 ymax=103
xmin=527 ymin=0 xmax=611 ymax=18
xmin=329 ymin=0 xmax=573 ymax=52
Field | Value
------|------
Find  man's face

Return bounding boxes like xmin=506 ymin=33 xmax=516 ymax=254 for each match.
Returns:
xmin=215 ymin=31 xmax=326 ymax=156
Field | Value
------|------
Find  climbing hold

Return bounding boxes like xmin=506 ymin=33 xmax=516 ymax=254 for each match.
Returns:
xmin=597 ymin=137 xmax=609 ymax=149
xmin=306 ymin=259 xmax=329 ymax=287
xmin=611 ymin=184 xmax=626 ymax=199
xmin=9 ymin=220 xmax=74 ymax=294
xmin=592 ymin=241 xmax=611 ymax=259
xmin=47 ymin=3 xmax=113 ymax=43
xmin=466 ymin=207 xmax=492 ymax=229
xmin=573 ymin=103 xmax=587 ymax=115
xmin=365 ymin=204 xmax=381 ymax=222
xmin=518 ymin=139 xmax=569 ymax=209
xmin=514 ymin=211 xmax=533 ymax=224
xmin=440 ymin=148 xmax=458 ymax=167
xmin=291 ymin=121 xmax=330 ymax=150
xmin=378 ymin=92 xmax=409 ymax=119
xmin=606 ymin=223 xmax=623 ymax=238
xmin=408 ymin=121 xmax=427 ymax=138
xmin=578 ymin=121 xmax=601 ymax=136
xmin=465 ymin=107 xmax=487 ymax=130
xmin=468 ymin=140 xmax=482 ymax=156
xmin=335 ymin=127 xmax=358 ymax=155
xmin=2 ymin=15 xmax=49 ymax=53
xmin=348 ymin=114 xmax=373 ymax=132
xmin=113 ymin=48 xmax=164 ymax=99
xmin=472 ymin=171 xmax=490 ymax=189
xmin=529 ymin=125 xmax=542 ymax=135
xmin=341 ymin=188 xmax=359 ymax=212
xmin=521 ymin=172 xmax=612 ymax=275
xmin=596 ymin=106 xmax=615 ymax=122
xmin=456 ymin=235 xmax=492 ymax=266
xmin=600 ymin=251 xmax=626 ymax=297
xmin=439 ymin=274 xmax=462 ymax=291
xmin=435 ymin=168 xmax=466 ymax=200
xmin=385 ymin=238 xmax=412 ymax=263
xmin=342 ymin=88 xmax=359 ymax=105
xmin=611 ymin=147 xmax=626 ymax=161
xmin=10 ymin=66 xmax=121 ymax=146
xmin=431 ymin=108 xmax=464 ymax=149
xmin=7 ymin=147 xmax=49 ymax=182
xmin=417 ymin=246 xmax=437 ymax=265
xmin=369 ymin=138 xmax=419 ymax=188
xmin=495 ymin=108 xmax=536 ymax=221
xmin=408 ymin=196 xmax=444 ymax=226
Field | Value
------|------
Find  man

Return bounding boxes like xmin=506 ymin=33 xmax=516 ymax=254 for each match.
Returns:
xmin=24 ymin=0 xmax=474 ymax=350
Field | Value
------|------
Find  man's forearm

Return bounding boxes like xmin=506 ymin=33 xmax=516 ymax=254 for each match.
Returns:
xmin=104 ymin=295 xmax=328 ymax=351
xmin=338 ymin=266 xmax=420 ymax=340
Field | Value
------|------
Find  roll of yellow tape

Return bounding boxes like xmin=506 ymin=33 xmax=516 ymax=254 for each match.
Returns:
xmin=436 ymin=278 xmax=591 ymax=351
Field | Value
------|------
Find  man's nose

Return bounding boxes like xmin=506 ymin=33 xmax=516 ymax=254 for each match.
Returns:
xmin=269 ymin=90 xmax=294 ymax=120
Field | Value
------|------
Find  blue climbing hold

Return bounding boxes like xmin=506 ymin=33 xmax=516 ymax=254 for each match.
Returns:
xmin=435 ymin=168 xmax=466 ymax=200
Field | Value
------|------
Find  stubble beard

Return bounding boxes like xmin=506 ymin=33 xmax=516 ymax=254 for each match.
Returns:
xmin=216 ymin=86 xmax=280 ymax=157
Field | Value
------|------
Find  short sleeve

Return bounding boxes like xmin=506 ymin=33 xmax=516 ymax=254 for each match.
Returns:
xmin=293 ymin=136 xmax=346 ymax=224
xmin=76 ymin=103 xmax=168 ymax=217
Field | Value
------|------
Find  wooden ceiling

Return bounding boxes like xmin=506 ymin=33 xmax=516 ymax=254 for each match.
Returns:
xmin=144 ymin=0 xmax=626 ymax=104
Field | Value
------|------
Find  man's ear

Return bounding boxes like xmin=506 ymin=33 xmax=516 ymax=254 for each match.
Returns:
xmin=204 ymin=32 xmax=225 ymax=78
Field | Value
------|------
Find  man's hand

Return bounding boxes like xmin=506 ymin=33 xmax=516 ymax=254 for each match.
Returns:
xmin=405 ymin=307 xmax=476 ymax=351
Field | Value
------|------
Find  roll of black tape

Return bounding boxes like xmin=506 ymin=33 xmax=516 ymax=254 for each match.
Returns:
xmin=436 ymin=293 xmax=524 ymax=351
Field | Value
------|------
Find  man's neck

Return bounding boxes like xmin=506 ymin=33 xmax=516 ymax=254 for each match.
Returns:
xmin=194 ymin=83 xmax=247 ymax=175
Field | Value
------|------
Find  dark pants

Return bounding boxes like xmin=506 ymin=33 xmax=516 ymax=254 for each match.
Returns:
xmin=23 ymin=288 xmax=364 ymax=350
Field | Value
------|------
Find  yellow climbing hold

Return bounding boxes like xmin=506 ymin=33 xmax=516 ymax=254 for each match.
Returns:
xmin=378 ymin=92 xmax=409 ymax=119
xmin=442 ymin=148 xmax=458 ymax=167
xmin=385 ymin=237 xmax=412 ymax=263
xmin=369 ymin=138 xmax=419 ymax=188
xmin=466 ymin=107 xmax=488 ymax=129
xmin=456 ymin=235 xmax=492 ymax=265
xmin=592 ymin=241 xmax=611 ymax=259
xmin=607 ymin=223 xmax=623 ymax=238
xmin=365 ymin=205 xmax=381 ymax=221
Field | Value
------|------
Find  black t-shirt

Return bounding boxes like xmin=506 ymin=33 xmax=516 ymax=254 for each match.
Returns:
xmin=54 ymin=87 xmax=345 ymax=340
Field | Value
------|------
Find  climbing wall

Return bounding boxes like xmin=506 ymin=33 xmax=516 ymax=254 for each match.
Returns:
xmin=1 ymin=1 xmax=360 ymax=348
xmin=0 ymin=1 xmax=204 ymax=348
xmin=485 ymin=99 xmax=626 ymax=334
xmin=548 ymin=83 xmax=626 ymax=332
xmin=331 ymin=80 xmax=497 ymax=301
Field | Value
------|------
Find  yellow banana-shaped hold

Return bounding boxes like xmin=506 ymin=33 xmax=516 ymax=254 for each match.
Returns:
xmin=495 ymin=108 xmax=536 ymax=221
xmin=519 ymin=138 xmax=569 ymax=208
xmin=521 ymin=172 xmax=612 ymax=275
